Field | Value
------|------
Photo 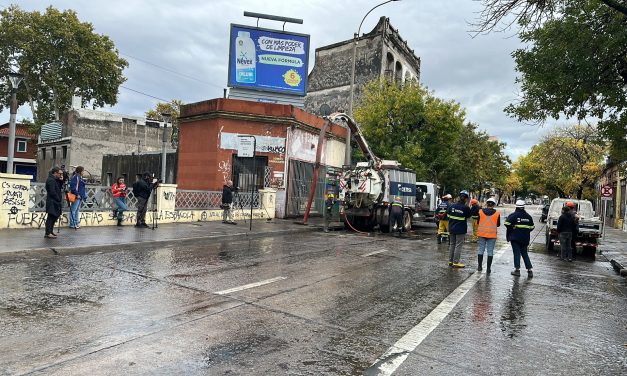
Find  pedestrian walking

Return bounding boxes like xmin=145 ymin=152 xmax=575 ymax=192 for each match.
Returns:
xmin=111 ymin=176 xmax=128 ymax=227
xmin=447 ymin=190 xmax=472 ymax=268
xmin=132 ymin=173 xmax=152 ymax=228
xmin=390 ymin=195 xmax=404 ymax=236
xmin=44 ymin=167 xmax=63 ymax=239
xmin=476 ymin=197 xmax=500 ymax=273
xmin=557 ymin=205 xmax=576 ymax=262
xmin=221 ymin=180 xmax=236 ymax=225
xmin=505 ymin=200 xmax=535 ymax=278
xmin=69 ymin=166 xmax=86 ymax=229
xmin=469 ymin=198 xmax=480 ymax=242
xmin=436 ymin=194 xmax=452 ymax=244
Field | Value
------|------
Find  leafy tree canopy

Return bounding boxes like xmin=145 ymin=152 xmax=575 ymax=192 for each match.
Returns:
xmin=0 ymin=5 xmax=128 ymax=128
xmin=354 ymin=80 xmax=511 ymax=196
xmin=145 ymin=99 xmax=184 ymax=144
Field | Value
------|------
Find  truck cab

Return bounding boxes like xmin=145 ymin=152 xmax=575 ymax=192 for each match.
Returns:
xmin=414 ymin=182 xmax=438 ymax=222
xmin=545 ymin=198 xmax=602 ymax=255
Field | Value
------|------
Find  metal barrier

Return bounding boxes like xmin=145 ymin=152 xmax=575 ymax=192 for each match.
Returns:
xmin=29 ymin=184 xmax=260 ymax=212
xmin=29 ymin=183 xmax=138 ymax=212
xmin=175 ymin=190 xmax=260 ymax=210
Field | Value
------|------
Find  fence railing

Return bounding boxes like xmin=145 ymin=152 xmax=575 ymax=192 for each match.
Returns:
xmin=29 ymin=183 xmax=259 ymax=212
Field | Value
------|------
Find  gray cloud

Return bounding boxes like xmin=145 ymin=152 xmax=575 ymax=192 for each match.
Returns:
xmin=4 ymin=0 xmax=555 ymax=158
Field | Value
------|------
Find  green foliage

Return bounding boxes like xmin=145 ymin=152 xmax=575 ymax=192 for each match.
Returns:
xmin=145 ymin=99 xmax=184 ymax=144
xmin=0 ymin=5 xmax=128 ymax=125
xmin=515 ymin=124 xmax=607 ymax=199
xmin=354 ymin=80 xmax=511 ymax=195
xmin=504 ymin=0 xmax=627 ymax=161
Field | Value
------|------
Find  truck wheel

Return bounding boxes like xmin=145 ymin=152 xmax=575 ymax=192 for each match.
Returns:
xmin=403 ymin=211 xmax=412 ymax=231
xmin=583 ymin=239 xmax=597 ymax=258
xmin=545 ymin=230 xmax=554 ymax=251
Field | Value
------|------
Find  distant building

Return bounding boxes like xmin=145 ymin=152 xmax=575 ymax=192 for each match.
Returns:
xmin=0 ymin=122 xmax=38 ymax=179
xmin=101 ymin=151 xmax=178 ymax=187
xmin=305 ymin=17 xmax=421 ymax=115
xmin=36 ymin=108 xmax=173 ymax=182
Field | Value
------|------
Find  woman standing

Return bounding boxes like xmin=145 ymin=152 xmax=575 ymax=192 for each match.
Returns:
xmin=69 ymin=166 xmax=86 ymax=229
xmin=111 ymin=176 xmax=128 ymax=226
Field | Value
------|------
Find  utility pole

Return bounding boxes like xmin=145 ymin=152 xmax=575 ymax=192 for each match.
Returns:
xmin=6 ymin=72 xmax=24 ymax=174
xmin=160 ymin=113 xmax=171 ymax=183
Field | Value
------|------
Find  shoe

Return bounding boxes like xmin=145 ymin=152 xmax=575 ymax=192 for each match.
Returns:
xmin=448 ymin=261 xmax=453 ymax=266
xmin=527 ymin=270 xmax=534 ymax=278
xmin=511 ymin=269 xmax=521 ymax=277
xmin=135 ymin=224 xmax=142 ymax=228
xmin=141 ymin=223 xmax=150 ymax=228
xmin=44 ymin=234 xmax=56 ymax=239
xmin=568 ymin=259 xmax=573 ymax=262
xmin=452 ymin=263 xmax=465 ymax=268
xmin=229 ymin=221 xmax=237 ymax=225
xmin=222 ymin=221 xmax=228 ymax=224
xmin=74 ymin=226 xmax=80 ymax=229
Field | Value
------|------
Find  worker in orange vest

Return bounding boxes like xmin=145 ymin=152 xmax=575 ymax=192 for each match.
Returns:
xmin=476 ymin=197 xmax=500 ymax=273
xmin=469 ymin=198 xmax=480 ymax=242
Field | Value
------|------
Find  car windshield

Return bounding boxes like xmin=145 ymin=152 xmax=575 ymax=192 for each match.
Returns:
xmin=549 ymin=199 xmax=594 ymax=218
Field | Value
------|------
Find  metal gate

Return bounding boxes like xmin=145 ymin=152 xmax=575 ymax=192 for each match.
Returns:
xmin=286 ymin=159 xmax=326 ymax=217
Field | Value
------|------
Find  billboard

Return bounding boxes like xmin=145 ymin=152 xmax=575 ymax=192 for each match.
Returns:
xmin=228 ymin=24 xmax=310 ymax=96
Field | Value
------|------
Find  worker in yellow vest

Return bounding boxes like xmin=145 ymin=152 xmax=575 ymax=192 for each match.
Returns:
xmin=469 ymin=198 xmax=480 ymax=242
xmin=436 ymin=194 xmax=452 ymax=243
xmin=476 ymin=197 xmax=500 ymax=273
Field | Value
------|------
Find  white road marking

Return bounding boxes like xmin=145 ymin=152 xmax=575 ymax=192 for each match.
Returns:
xmin=367 ymin=245 xmax=510 ymax=375
xmin=362 ymin=249 xmax=390 ymax=257
xmin=214 ymin=276 xmax=287 ymax=295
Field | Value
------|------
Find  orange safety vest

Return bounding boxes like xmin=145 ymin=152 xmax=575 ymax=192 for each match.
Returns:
xmin=477 ymin=209 xmax=499 ymax=238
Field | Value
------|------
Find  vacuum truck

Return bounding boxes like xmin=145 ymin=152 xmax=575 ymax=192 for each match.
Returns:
xmin=327 ymin=113 xmax=416 ymax=232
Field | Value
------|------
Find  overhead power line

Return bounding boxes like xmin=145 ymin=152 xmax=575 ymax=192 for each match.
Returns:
xmin=121 ymin=52 xmax=224 ymax=89
xmin=120 ymin=86 xmax=169 ymax=102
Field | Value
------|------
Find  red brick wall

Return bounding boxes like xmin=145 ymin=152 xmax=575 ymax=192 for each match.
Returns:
xmin=0 ymin=137 xmax=37 ymax=159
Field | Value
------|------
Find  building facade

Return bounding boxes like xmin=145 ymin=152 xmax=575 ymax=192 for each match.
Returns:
xmin=305 ymin=17 xmax=421 ymax=115
xmin=36 ymin=109 xmax=173 ymax=182
xmin=0 ymin=123 xmax=37 ymax=179
xmin=178 ymin=98 xmax=347 ymax=218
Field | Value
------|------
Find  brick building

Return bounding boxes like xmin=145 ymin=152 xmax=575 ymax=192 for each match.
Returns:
xmin=178 ymin=98 xmax=347 ymax=218
xmin=0 ymin=122 xmax=37 ymax=179
xmin=36 ymin=108 xmax=173 ymax=182
xmin=305 ymin=16 xmax=421 ymax=115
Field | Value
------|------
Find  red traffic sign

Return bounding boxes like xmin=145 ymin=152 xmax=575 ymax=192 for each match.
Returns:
xmin=601 ymin=185 xmax=613 ymax=197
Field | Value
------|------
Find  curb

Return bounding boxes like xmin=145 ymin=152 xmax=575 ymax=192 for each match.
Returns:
xmin=609 ymin=259 xmax=627 ymax=278
xmin=0 ymin=226 xmax=321 ymax=259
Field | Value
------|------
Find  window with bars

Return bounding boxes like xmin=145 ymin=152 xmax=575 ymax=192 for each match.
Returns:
xmin=232 ymin=155 xmax=267 ymax=191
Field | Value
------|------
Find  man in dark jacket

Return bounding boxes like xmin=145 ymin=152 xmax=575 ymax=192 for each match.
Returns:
xmin=505 ymin=200 xmax=535 ymax=277
xmin=222 ymin=180 xmax=236 ymax=224
xmin=557 ymin=205 xmax=576 ymax=262
xmin=44 ymin=167 xmax=63 ymax=238
xmin=447 ymin=190 xmax=472 ymax=268
xmin=132 ymin=173 xmax=153 ymax=228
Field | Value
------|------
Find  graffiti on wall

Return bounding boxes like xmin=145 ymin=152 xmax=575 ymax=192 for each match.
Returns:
xmin=2 ymin=182 xmax=28 ymax=208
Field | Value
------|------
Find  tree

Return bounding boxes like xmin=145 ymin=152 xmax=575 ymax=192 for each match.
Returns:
xmin=0 ymin=5 xmax=128 ymax=129
xmin=515 ymin=124 xmax=607 ymax=199
xmin=475 ymin=0 xmax=627 ymax=162
xmin=145 ymin=99 xmax=183 ymax=145
xmin=354 ymin=80 xmax=511 ymax=196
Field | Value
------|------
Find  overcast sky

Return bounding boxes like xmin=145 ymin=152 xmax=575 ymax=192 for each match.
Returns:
xmin=4 ymin=0 xmax=562 ymax=159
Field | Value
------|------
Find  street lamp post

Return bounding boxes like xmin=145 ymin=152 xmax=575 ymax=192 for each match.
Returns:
xmin=346 ymin=0 xmax=400 ymax=166
xmin=6 ymin=72 xmax=24 ymax=174
xmin=160 ymin=113 xmax=171 ymax=183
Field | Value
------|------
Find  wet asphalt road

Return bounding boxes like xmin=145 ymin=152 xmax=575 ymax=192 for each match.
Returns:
xmin=1 ymin=206 xmax=626 ymax=375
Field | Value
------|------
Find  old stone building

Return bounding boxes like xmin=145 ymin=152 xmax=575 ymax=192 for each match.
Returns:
xmin=37 ymin=108 xmax=173 ymax=182
xmin=305 ymin=17 xmax=421 ymax=115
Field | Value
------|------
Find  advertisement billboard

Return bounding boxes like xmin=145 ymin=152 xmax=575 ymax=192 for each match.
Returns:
xmin=228 ymin=24 xmax=310 ymax=96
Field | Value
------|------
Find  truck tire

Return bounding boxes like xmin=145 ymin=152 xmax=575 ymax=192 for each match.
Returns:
xmin=583 ymin=239 xmax=597 ymax=257
xmin=403 ymin=211 xmax=412 ymax=231
xmin=545 ymin=229 xmax=554 ymax=252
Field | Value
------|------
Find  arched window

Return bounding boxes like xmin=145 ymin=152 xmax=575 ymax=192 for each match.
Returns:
xmin=385 ymin=52 xmax=394 ymax=81
xmin=395 ymin=61 xmax=403 ymax=83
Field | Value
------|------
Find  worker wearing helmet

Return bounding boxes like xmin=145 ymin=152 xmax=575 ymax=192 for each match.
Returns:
xmin=436 ymin=194 xmax=452 ymax=244
xmin=469 ymin=198 xmax=481 ymax=243
xmin=505 ymin=200 xmax=535 ymax=277
xmin=447 ymin=190 xmax=472 ymax=268
xmin=324 ymin=193 xmax=336 ymax=232
xmin=476 ymin=197 xmax=500 ymax=273
xmin=390 ymin=195 xmax=404 ymax=236
xmin=565 ymin=201 xmax=580 ymax=258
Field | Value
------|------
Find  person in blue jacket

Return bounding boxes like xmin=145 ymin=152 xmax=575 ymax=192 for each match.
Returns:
xmin=505 ymin=200 xmax=535 ymax=277
xmin=69 ymin=166 xmax=86 ymax=229
xmin=447 ymin=190 xmax=472 ymax=268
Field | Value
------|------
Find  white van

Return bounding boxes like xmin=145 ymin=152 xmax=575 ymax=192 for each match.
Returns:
xmin=415 ymin=182 xmax=439 ymax=222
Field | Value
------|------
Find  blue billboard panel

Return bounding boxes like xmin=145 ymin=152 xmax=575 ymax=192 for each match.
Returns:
xmin=228 ymin=24 xmax=310 ymax=96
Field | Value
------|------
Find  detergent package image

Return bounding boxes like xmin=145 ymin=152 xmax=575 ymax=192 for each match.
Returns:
xmin=235 ymin=31 xmax=256 ymax=83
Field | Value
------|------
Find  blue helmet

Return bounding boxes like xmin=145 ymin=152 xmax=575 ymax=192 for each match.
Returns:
xmin=459 ymin=190 xmax=469 ymax=198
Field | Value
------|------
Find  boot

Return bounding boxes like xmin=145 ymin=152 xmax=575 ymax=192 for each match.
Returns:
xmin=477 ymin=254 xmax=483 ymax=272
xmin=117 ymin=218 xmax=123 ymax=227
xmin=487 ymin=256 xmax=493 ymax=274
xmin=437 ymin=235 xmax=442 ymax=244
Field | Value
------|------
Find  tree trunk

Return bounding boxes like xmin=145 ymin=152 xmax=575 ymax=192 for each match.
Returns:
xmin=576 ymin=186 xmax=584 ymax=200
xmin=23 ymin=80 xmax=38 ymax=124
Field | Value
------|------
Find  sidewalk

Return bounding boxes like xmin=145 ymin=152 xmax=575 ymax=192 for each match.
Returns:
xmin=598 ymin=226 xmax=627 ymax=276
xmin=0 ymin=218 xmax=323 ymax=257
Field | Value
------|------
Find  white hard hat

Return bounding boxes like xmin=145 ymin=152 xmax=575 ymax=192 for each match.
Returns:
xmin=515 ymin=200 xmax=526 ymax=208
xmin=486 ymin=198 xmax=496 ymax=204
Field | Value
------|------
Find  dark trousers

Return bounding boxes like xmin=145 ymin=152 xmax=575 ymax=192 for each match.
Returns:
xmin=136 ymin=197 xmax=148 ymax=225
xmin=45 ymin=213 xmax=59 ymax=235
xmin=511 ymin=241 xmax=533 ymax=270
xmin=391 ymin=210 xmax=403 ymax=232
xmin=559 ymin=232 xmax=573 ymax=260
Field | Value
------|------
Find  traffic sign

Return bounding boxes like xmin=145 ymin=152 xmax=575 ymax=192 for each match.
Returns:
xmin=601 ymin=185 xmax=613 ymax=198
